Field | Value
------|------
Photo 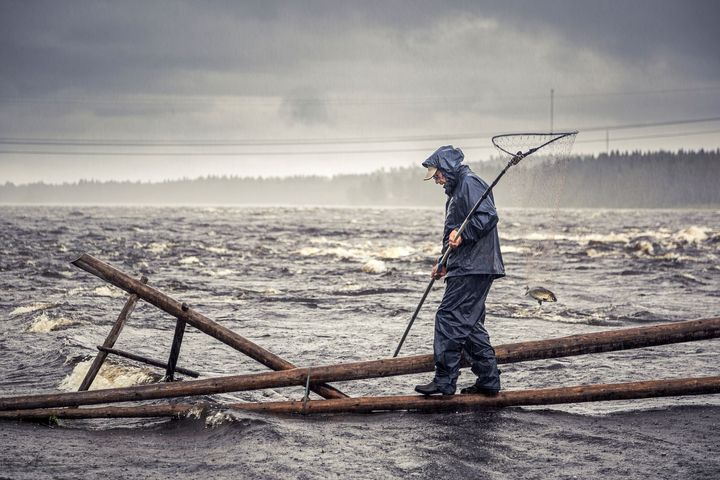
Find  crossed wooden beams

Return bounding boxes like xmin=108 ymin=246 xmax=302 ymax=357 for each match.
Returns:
xmin=72 ymin=253 xmax=347 ymax=400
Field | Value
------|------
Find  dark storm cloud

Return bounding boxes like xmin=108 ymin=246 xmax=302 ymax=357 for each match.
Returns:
xmin=2 ymin=0 xmax=718 ymax=98
xmin=487 ymin=0 xmax=720 ymax=79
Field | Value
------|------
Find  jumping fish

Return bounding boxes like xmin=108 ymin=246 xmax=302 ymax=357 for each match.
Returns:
xmin=525 ymin=286 xmax=557 ymax=306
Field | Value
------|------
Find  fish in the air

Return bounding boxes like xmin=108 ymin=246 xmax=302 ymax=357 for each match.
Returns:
xmin=525 ymin=286 xmax=557 ymax=306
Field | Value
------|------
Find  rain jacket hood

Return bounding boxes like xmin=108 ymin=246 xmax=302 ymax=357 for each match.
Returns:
xmin=422 ymin=145 xmax=469 ymax=195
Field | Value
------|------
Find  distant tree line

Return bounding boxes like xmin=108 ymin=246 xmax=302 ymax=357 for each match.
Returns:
xmin=1 ymin=149 xmax=718 ymax=208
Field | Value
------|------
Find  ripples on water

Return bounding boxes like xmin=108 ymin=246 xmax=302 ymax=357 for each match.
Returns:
xmin=0 ymin=206 xmax=718 ymax=424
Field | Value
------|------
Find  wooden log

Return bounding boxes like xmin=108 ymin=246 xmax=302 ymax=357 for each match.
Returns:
xmin=1 ymin=376 xmax=717 ymax=420
xmin=0 ymin=317 xmax=717 ymax=412
xmin=78 ymin=276 xmax=148 ymax=391
xmin=0 ymin=403 xmax=205 ymax=420
xmin=228 ymin=376 xmax=720 ymax=415
xmin=71 ymin=253 xmax=347 ymax=400
xmin=97 ymin=346 xmax=200 ymax=378
xmin=165 ymin=313 xmax=187 ymax=381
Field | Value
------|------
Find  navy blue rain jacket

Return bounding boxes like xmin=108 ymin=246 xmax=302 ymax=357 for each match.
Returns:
xmin=422 ymin=146 xmax=505 ymax=279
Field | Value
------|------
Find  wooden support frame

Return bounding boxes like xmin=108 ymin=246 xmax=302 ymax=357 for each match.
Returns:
xmin=71 ymin=253 xmax=347 ymax=400
xmin=78 ymin=276 xmax=148 ymax=391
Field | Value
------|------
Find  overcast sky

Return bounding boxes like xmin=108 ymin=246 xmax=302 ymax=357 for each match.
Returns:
xmin=1 ymin=0 xmax=719 ymax=184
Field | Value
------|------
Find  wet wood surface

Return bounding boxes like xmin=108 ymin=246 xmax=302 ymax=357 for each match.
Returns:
xmin=0 ymin=316 xmax=717 ymax=412
xmin=1 ymin=376 xmax=717 ymax=419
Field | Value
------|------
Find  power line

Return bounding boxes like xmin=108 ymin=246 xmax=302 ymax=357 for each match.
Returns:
xmin=0 ymin=135 xmax=477 ymax=147
xmin=575 ymin=127 xmax=720 ymax=145
xmin=1 ymin=128 xmax=718 ymax=157
xmin=555 ymin=86 xmax=720 ymax=99
xmin=1 ymin=116 xmax=719 ymax=148
xmin=0 ymin=145 xmax=491 ymax=156
xmin=580 ymin=116 xmax=720 ymax=132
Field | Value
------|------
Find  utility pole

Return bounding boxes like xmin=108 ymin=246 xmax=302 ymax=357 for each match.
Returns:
xmin=550 ymin=88 xmax=554 ymax=133
xmin=606 ymin=129 xmax=609 ymax=154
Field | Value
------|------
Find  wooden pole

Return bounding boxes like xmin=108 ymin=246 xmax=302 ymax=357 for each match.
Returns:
xmin=0 ymin=317 xmax=717 ymax=412
xmin=96 ymin=346 xmax=200 ymax=378
xmin=78 ymin=276 xmax=148 ymax=391
xmin=228 ymin=376 xmax=720 ymax=415
xmin=71 ymin=253 xmax=347 ymax=400
xmin=1 ymin=376 xmax=717 ymax=420
xmin=165 ymin=307 xmax=188 ymax=381
xmin=0 ymin=403 xmax=205 ymax=420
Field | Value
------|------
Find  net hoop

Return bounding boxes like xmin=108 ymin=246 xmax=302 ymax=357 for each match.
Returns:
xmin=491 ymin=131 xmax=578 ymax=164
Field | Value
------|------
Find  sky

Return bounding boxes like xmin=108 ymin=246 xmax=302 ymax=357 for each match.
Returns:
xmin=1 ymin=0 xmax=719 ymax=184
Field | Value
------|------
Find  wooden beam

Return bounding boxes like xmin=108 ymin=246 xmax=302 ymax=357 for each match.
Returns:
xmin=78 ymin=276 xmax=148 ymax=391
xmin=71 ymin=253 xmax=346 ymax=400
xmin=1 ymin=376 xmax=717 ymax=420
xmin=96 ymin=346 xmax=199 ymax=378
xmin=165 ymin=313 xmax=187 ymax=381
xmin=0 ymin=317 xmax=717 ymax=412
xmin=0 ymin=403 xmax=204 ymax=420
xmin=227 ymin=376 xmax=720 ymax=415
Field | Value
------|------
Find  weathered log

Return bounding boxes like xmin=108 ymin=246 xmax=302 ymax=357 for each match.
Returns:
xmin=0 ymin=317 xmax=717 ymax=412
xmin=1 ymin=376 xmax=717 ymax=420
xmin=228 ymin=376 xmax=720 ymax=415
xmin=71 ymin=253 xmax=346 ymax=400
xmin=0 ymin=403 xmax=205 ymax=420
xmin=165 ymin=314 xmax=187 ymax=381
xmin=78 ymin=276 xmax=148 ymax=391
xmin=96 ymin=346 xmax=200 ymax=378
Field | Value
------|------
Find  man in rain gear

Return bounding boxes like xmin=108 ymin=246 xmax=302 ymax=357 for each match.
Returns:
xmin=415 ymin=145 xmax=505 ymax=396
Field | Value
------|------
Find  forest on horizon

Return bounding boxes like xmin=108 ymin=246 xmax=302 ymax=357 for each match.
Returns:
xmin=1 ymin=149 xmax=718 ymax=208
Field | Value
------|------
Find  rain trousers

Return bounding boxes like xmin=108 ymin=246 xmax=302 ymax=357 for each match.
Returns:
xmin=422 ymin=146 xmax=505 ymax=392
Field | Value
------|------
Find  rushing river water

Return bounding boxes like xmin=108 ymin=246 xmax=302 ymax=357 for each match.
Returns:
xmin=1 ymin=206 xmax=718 ymax=479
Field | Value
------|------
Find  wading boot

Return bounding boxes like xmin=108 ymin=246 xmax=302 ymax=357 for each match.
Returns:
xmin=414 ymin=381 xmax=455 ymax=396
xmin=460 ymin=384 xmax=500 ymax=396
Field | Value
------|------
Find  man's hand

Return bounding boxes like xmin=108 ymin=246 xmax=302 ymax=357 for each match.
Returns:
xmin=431 ymin=262 xmax=447 ymax=279
xmin=449 ymin=229 xmax=462 ymax=250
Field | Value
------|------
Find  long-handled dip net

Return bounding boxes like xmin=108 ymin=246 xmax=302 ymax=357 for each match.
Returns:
xmin=393 ymin=130 xmax=578 ymax=357
xmin=495 ymin=132 xmax=578 ymax=310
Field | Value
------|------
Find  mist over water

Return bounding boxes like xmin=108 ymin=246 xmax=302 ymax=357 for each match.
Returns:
xmin=0 ymin=206 xmax=718 ymax=478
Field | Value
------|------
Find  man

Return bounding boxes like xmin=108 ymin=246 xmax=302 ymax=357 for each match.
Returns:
xmin=415 ymin=145 xmax=505 ymax=396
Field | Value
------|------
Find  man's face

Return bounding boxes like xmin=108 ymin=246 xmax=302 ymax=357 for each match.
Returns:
xmin=433 ymin=170 xmax=447 ymax=186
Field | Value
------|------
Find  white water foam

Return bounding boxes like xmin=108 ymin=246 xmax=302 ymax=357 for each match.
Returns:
xmin=27 ymin=312 xmax=78 ymax=332
xmin=206 ymin=246 xmax=232 ymax=255
xmin=93 ymin=285 xmax=126 ymax=298
xmin=208 ymin=268 xmax=235 ymax=277
xmin=674 ymin=226 xmax=710 ymax=244
xmin=146 ymin=242 xmax=170 ymax=254
xmin=179 ymin=256 xmax=201 ymax=265
xmin=297 ymin=246 xmax=367 ymax=260
xmin=59 ymin=359 xmax=158 ymax=391
xmin=362 ymin=259 xmax=388 ymax=274
xmin=67 ymin=286 xmax=87 ymax=296
xmin=205 ymin=411 xmax=235 ymax=428
xmin=504 ymin=231 xmax=632 ymax=244
xmin=376 ymin=246 xmax=414 ymax=259
xmin=10 ymin=303 xmax=54 ymax=316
